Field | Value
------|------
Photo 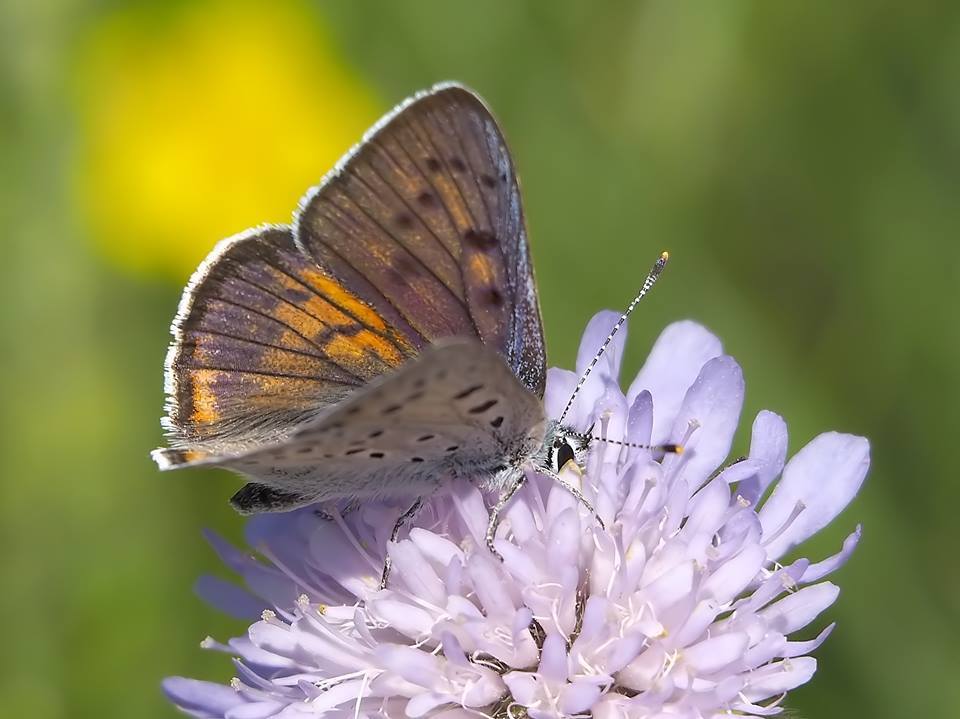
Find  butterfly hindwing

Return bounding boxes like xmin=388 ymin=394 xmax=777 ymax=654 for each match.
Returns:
xmin=296 ymin=83 xmax=546 ymax=396
xmin=210 ymin=340 xmax=547 ymax=512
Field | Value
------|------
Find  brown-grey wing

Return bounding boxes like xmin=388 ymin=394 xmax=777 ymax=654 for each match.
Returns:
xmin=165 ymin=340 xmax=547 ymax=514
xmin=295 ymin=82 xmax=546 ymax=397
xmin=156 ymin=225 xmax=419 ymax=460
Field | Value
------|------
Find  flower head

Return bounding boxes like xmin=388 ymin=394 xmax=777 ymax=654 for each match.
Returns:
xmin=165 ymin=314 xmax=869 ymax=719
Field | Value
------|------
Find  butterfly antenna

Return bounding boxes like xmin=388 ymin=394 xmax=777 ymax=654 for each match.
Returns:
xmin=567 ymin=431 xmax=683 ymax=455
xmin=557 ymin=251 xmax=670 ymax=425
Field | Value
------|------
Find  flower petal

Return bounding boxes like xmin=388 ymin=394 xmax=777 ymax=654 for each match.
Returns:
xmin=624 ymin=390 xmax=654 ymax=464
xmin=738 ymin=410 xmax=789 ymax=505
xmin=501 ymin=672 xmax=538 ymax=706
xmin=391 ymin=540 xmax=448 ymax=605
xmin=627 ymin=320 xmax=723 ymax=443
xmin=577 ymin=310 xmax=627 ymax=380
xmin=684 ymin=633 xmax=749 ymax=674
xmin=409 ymin=528 xmax=463 ymax=568
xmin=544 ymin=367 xmax=578 ymax=420
xmin=367 ymin=598 xmax=435 ymax=639
xmin=702 ymin=543 xmax=766 ymax=604
xmin=783 ymin=622 xmax=835 ymax=657
xmin=604 ymin=633 xmax=646 ymax=673
xmin=539 ymin=632 xmax=570 ymax=682
xmin=195 ymin=575 xmax=267 ymax=621
xmin=543 ymin=311 xmax=625 ymax=427
xmin=742 ymin=657 xmax=817 ymax=702
xmin=643 ymin=559 xmax=697 ymax=611
xmin=375 ymin=644 xmax=441 ymax=689
xmin=163 ymin=677 xmax=245 ymax=717
xmin=561 ymin=681 xmax=604 ymax=714
xmin=801 ymin=525 xmax=862 ymax=583
xmin=225 ymin=701 xmax=284 ymax=719
xmin=405 ymin=692 xmax=451 ymax=717
xmin=307 ymin=678 xmax=369 ymax=713
xmin=666 ymin=355 xmax=745 ymax=490
xmin=759 ymin=433 xmax=870 ymax=559
xmin=759 ymin=582 xmax=839 ymax=635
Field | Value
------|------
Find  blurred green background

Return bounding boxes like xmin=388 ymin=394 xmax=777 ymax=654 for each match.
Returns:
xmin=2 ymin=0 xmax=958 ymax=717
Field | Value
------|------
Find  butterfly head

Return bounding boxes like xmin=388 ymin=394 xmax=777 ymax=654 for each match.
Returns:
xmin=536 ymin=421 xmax=592 ymax=475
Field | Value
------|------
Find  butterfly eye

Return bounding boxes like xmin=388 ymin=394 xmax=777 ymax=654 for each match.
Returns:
xmin=555 ymin=441 xmax=576 ymax=472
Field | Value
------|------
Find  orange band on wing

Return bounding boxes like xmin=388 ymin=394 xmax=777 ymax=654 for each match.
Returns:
xmin=270 ymin=301 xmax=409 ymax=379
xmin=302 ymin=269 xmax=391 ymax=333
xmin=466 ymin=252 xmax=496 ymax=285
xmin=322 ymin=329 xmax=406 ymax=368
xmin=189 ymin=368 xmax=222 ymax=425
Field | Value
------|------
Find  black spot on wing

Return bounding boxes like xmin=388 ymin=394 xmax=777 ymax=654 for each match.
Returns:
xmin=454 ymin=384 xmax=484 ymax=400
xmin=469 ymin=399 xmax=498 ymax=414
xmin=484 ymin=288 xmax=504 ymax=307
xmin=464 ymin=229 xmax=498 ymax=251
xmin=392 ymin=254 xmax=421 ymax=276
xmin=385 ymin=267 xmax=408 ymax=287
xmin=280 ymin=285 xmax=312 ymax=304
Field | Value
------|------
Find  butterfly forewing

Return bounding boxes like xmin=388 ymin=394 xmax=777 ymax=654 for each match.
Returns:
xmin=295 ymin=84 xmax=546 ymax=396
xmin=160 ymin=226 xmax=418 ymax=456
xmin=215 ymin=341 xmax=546 ymax=513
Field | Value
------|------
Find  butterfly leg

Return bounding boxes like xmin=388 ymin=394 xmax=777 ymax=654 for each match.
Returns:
xmin=486 ymin=474 xmax=527 ymax=560
xmin=539 ymin=467 xmax=606 ymax=532
xmin=380 ymin=497 xmax=424 ymax=589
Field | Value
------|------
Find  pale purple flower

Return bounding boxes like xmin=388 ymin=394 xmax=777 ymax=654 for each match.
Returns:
xmin=164 ymin=314 xmax=869 ymax=719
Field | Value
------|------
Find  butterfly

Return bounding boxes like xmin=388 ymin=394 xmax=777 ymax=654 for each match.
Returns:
xmin=152 ymin=83 xmax=671 ymax=569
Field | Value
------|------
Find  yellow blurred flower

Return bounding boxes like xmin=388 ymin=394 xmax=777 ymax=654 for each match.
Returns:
xmin=74 ymin=0 xmax=378 ymax=277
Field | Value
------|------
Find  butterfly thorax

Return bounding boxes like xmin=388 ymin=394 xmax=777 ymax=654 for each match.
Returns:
xmin=479 ymin=419 xmax=591 ymax=491
xmin=454 ymin=419 xmax=589 ymax=491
